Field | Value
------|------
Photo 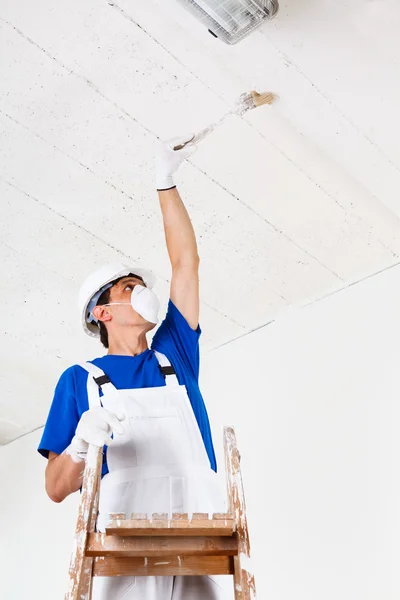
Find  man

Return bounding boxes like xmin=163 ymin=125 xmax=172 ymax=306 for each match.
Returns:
xmin=38 ymin=135 xmax=230 ymax=599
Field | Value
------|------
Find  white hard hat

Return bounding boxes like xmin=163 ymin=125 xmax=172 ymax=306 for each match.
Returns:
xmin=78 ymin=262 xmax=157 ymax=337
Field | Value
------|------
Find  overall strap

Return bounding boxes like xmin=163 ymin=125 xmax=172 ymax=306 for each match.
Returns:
xmin=153 ymin=351 xmax=180 ymax=388
xmin=78 ymin=362 xmax=118 ymax=408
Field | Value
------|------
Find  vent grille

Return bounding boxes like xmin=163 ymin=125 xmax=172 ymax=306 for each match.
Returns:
xmin=176 ymin=0 xmax=279 ymax=44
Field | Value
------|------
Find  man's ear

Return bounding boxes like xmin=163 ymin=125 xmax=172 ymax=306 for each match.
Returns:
xmin=92 ymin=305 xmax=112 ymax=323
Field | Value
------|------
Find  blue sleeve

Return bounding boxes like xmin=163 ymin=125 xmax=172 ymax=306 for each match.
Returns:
xmin=151 ymin=299 xmax=202 ymax=381
xmin=38 ymin=367 xmax=80 ymax=459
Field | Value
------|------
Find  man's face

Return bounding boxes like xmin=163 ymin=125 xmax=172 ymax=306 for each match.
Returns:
xmin=107 ymin=275 xmax=147 ymax=325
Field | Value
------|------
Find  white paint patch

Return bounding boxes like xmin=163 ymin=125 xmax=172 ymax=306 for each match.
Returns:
xmin=239 ymin=552 xmax=252 ymax=573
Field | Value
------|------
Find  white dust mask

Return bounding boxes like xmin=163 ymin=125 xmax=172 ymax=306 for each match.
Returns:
xmin=130 ymin=285 xmax=160 ymax=324
xmin=98 ymin=285 xmax=160 ymax=324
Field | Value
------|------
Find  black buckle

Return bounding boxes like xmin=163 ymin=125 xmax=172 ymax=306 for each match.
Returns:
xmin=159 ymin=365 xmax=176 ymax=376
xmin=93 ymin=374 xmax=111 ymax=388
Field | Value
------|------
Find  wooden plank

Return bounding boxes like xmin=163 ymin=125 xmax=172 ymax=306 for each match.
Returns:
xmin=224 ymin=427 xmax=256 ymax=600
xmin=105 ymin=518 xmax=234 ymax=536
xmin=64 ymin=445 xmax=102 ymax=600
xmin=93 ymin=555 xmax=234 ymax=577
xmin=86 ymin=533 xmax=238 ymax=557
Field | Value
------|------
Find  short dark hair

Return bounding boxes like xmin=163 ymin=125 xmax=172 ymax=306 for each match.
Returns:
xmin=95 ymin=273 xmax=145 ymax=349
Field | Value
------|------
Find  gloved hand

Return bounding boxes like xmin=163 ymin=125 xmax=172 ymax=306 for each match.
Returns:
xmin=156 ymin=134 xmax=197 ymax=191
xmin=65 ymin=406 xmax=126 ymax=463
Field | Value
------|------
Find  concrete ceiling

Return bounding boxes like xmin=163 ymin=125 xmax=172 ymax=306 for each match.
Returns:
xmin=1 ymin=0 xmax=400 ymax=444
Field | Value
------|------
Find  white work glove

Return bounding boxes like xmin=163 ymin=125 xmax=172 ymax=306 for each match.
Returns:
xmin=65 ymin=406 xmax=126 ymax=463
xmin=156 ymin=134 xmax=197 ymax=191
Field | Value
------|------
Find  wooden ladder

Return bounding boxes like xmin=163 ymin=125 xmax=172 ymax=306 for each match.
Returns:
xmin=65 ymin=427 xmax=256 ymax=599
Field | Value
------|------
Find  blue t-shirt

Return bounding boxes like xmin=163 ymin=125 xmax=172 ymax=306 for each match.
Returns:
xmin=38 ymin=300 xmax=217 ymax=475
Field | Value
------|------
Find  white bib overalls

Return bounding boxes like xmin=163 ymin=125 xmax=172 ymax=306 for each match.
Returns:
xmin=79 ymin=351 xmax=233 ymax=600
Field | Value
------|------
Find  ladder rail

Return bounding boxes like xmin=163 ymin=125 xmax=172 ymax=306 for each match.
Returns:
xmin=64 ymin=444 xmax=102 ymax=600
xmin=224 ymin=426 xmax=256 ymax=600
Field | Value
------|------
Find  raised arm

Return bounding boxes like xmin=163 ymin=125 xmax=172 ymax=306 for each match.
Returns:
xmin=156 ymin=136 xmax=200 ymax=330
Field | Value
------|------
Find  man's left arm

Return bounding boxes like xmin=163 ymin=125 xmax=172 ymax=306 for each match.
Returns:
xmin=156 ymin=136 xmax=200 ymax=330
xmin=158 ymin=186 xmax=200 ymax=330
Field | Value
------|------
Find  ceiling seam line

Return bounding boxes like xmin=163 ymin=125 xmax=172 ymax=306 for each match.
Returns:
xmin=207 ymin=318 xmax=276 ymax=353
xmin=207 ymin=258 xmax=400 ymax=353
xmin=302 ymin=258 xmax=400 ymax=308
xmin=202 ymin=300 xmax=247 ymax=328
xmin=0 ymin=176 xmax=165 ymax=276
xmin=0 ymin=424 xmax=44 ymax=447
xmin=0 ymin=109 xmax=137 ymax=202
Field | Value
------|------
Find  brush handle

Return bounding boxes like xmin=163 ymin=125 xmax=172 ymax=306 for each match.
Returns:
xmin=172 ymin=91 xmax=273 ymax=151
xmin=173 ymin=128 xmax=213 ymax=151
xmin=191 ymin=126 xmax=216 ymax=145
xmin=173 ymin=113 xmax=230 ymax=151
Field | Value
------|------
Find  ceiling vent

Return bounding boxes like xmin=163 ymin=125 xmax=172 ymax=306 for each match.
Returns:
xmin=176 ymin=0 xmax=279 ymax=44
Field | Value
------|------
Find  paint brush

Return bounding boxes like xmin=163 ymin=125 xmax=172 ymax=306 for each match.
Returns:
xmin=173 ymin=90 xmax=276 ymax=151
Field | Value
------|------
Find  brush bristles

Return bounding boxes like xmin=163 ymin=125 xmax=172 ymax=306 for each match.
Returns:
xmin=251 ymin=91 xmax=275 ymax=107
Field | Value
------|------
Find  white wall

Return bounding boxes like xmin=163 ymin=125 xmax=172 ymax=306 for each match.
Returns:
xmin=0 ymin=429 xmax=79 ymax=599
xmin=202 ymin=263 xmax=400 ymax=600
xmin=1 ymin=263 xmax=400 ymax=599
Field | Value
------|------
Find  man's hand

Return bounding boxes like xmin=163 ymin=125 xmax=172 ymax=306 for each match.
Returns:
xmin=45 ymin=407 xmax=126 ymax=503
xmin=65 ymin=406 xmax=126 ymax=463
xmin=156 ymin=135 xmax=197 ymax=191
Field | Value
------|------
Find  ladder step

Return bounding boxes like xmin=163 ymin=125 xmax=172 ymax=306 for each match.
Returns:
xmin=92 ymin=555 xmax=234 ymax=577
xmin=86 ymin=532 xmax=238 ymax=557
xmin=105 ymin=513 xmax=234 ymax=537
